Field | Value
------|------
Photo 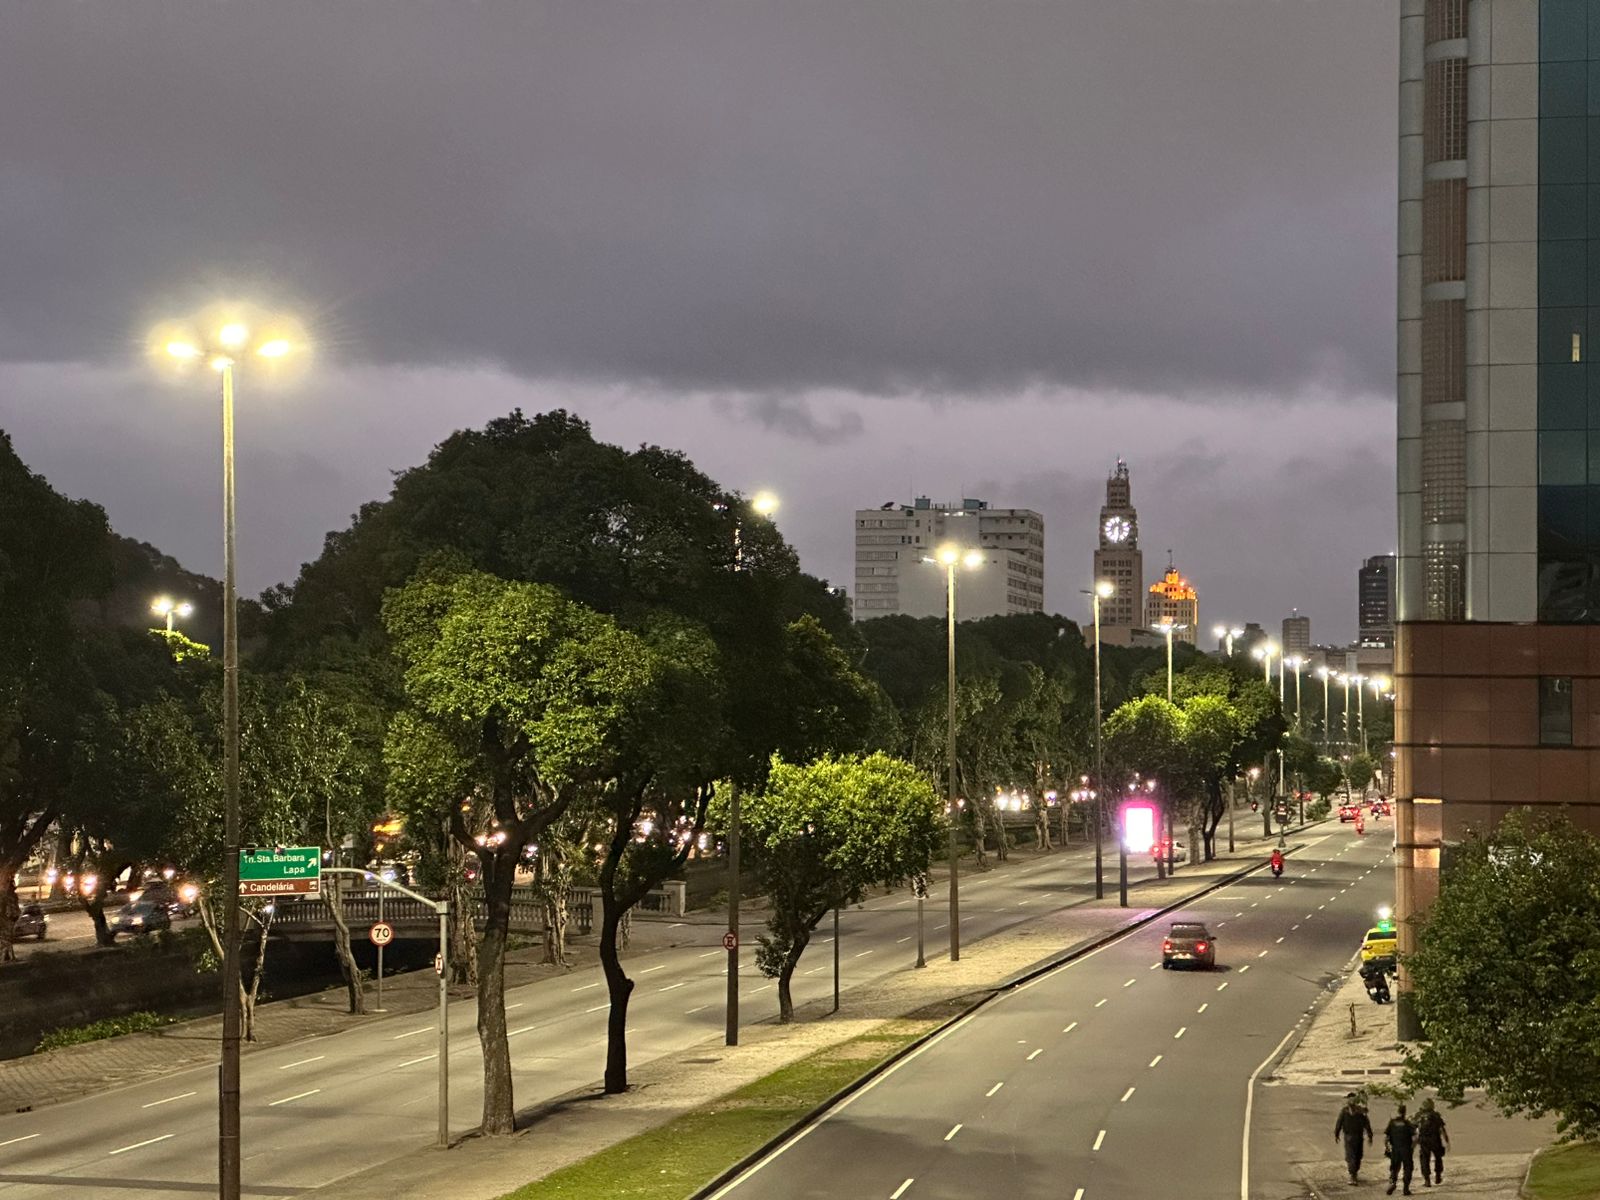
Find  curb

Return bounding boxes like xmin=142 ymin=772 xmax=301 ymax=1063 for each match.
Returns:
xmin=690 ymin=853 xmax=1274 ymax=1200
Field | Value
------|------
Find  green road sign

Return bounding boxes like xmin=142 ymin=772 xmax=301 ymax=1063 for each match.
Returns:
xmin=239 ymin=846 xmax=322 ymax=896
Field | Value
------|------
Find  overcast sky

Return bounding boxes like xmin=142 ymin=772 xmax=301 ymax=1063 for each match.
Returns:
xmin=0 ymin=1 xmax=1396 ymax=645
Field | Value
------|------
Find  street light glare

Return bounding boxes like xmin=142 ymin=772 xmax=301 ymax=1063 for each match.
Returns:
xmin=177 ymin=602 xmax=194 ymax=617
xmin=1095 ymin=579 xmax=1115 ymax=598
xmin=750 ymin=490 xmax=779 ymax=517
xmin=1212 ymin=623 xmax=1226 ymax=638
xmin=217 ymin=322 xmax=249 ymax=348
xmin=152 ymin=596 xmax=173 ymax=616
xmin=935 ymin=544 xmax=960 ymax=566
xmin=166 ymin=340 xmax=201 ymax=360
xmin=256 ymin=338 xmax=291 ymax=358
xmin=962 ymin=550 xmax=984 ymax=569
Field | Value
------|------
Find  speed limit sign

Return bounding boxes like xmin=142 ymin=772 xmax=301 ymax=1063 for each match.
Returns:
xmin=369 ymin=921 xmax=395 ymax=947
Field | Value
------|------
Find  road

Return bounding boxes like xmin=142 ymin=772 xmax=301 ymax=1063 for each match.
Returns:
xmin=708 ymin=822 xmax=1390 ymax=1200
xmin=0 ymin=837 xmax=1181 ymax=1198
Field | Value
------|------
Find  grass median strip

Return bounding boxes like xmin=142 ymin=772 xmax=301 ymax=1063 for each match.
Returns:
xmin=497 ymin=1019 xmax=936 ymax=1200
xmin=1525 ymin=1142 xmax=1600 ymax=1200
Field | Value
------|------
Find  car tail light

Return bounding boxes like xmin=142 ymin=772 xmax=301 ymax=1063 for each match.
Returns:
xmin=1195 ymin=942 xmax=1207 ymax=952
xmin=1162 ymin=939 xmax=1172 ymax=951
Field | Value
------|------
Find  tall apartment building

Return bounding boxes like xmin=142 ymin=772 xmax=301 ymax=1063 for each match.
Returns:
xmin=1359 ymin=555 xmax=1397 ymax=647
xmin=1092 ymin=461 xmax=1144 ymax=645
xmin=852 ymin=497 xmax=1045 ymax=621
xmin=1282 ymin=610 xmax=1312 ymax=657
xmin=1395 ymin=0 xmax=1600 ymax=1032
xmin=1145 ymin=559 xmax=1199 ymax=643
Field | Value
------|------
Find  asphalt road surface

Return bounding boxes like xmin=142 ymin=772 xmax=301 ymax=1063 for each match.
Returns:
xmin=0 ymin=839 xmax=1176 ymax=1198
xmin=709 ymin=823 xmax=1391 ymax=1200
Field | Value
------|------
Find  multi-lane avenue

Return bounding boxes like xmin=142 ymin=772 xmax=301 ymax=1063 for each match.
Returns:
xmin=0 ymin=837 xmax=1184 ymax=1198
xmin=708 ymin=823 xmax=1390 ymax=1200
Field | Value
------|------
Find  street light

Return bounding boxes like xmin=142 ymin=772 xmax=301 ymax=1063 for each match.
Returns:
xmin=724 ymin=489 xmax=778 ymax=1044
xmin=150 ymin=595 xmax=194 ymax=634
xmin=1154 ymin=621 xmax=1187 ymax=703
xmin=1251 ymin=640 xmax=1278 ymax=684
xmin=932 ymin=543 xmax=984 ymax=959
xmin=1083 ymin=580 xmax=1116 ymax=903
xmin=152 ymin=306 xmax=302 ymax=1200
xmin=1315 ymin=665 xmax=1332 ymax=751
xmin=1212 ymin=623 xmax=1244 ymax=657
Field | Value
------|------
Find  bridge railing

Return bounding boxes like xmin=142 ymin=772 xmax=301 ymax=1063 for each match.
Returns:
xmin=269 ymin=880 xmax=685 ymax=936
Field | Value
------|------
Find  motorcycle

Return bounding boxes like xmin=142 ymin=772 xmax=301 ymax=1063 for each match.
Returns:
xmin=1360 ymin=961 xmax=1391 ymax=1004
xmin=1270 ymin=860 xmax=1283 ymax=878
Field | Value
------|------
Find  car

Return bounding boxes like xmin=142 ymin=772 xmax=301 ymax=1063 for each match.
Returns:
xmin=1361 ymin=922 xmax=1397 ymax=967
xmin=1161 ymin=921 xmax=1216 ymax=969
xmin=14 ymin=904 xmax=47 ymax=941
xmin=110 ymin=901 xmax=172 ymax=938
xmin=1150 ymin=838 xmax=1187 ymax=864
xmin=1338 ymin=804 xmax=1359 ymax=822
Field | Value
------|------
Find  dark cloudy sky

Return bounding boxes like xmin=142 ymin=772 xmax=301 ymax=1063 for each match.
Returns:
xmin=0 ymin=1 xmax=1396 ymax=645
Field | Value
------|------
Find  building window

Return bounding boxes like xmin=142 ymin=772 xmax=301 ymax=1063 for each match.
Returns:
xmin=1539 ymin=676 xmax=1574 ymax=746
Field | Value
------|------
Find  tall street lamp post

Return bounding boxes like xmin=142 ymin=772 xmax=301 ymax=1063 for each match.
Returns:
xmin=1212 ymin=623 xmax=1243 ymax=657
xmin=936 ymin=544 xmax=983 ymax=960
xmin=1155 ymin=621 xmax=1187 ymax=702
xmin=1252 ymin=642 xmax=1278 ymax=836
xmin=150 ymin=595 xmax=194 ymax=633
xmin=1338 ymin=673 xmax=1353 ymax=749
xmin=1084 ymin=581 xmax=1115 ymax=902
xmin=1316 ymin=665 xmax=1332 ymax=751
xmin=156 ymin=309 xmax=299 ymax=1200
xmin=724 ymin=489 xmax=777 ymax=1047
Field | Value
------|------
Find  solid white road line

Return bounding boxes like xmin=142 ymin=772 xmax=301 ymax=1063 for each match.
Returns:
xmin=1092 ymin=1129 xmax=1106 ymax=1151
xmin=891 ymin=1179 xmax=915 ymax=1199
xmin=142 ymin=1090 xmax=197 ymax=1107
xmin=1148 ymin=1054 xmax=1162 ymax=1067
xmin=0 ymin=1134 xmax=40 ymax=1149
xmin=109 ymin=1133 xmax=174 ymax=1155
xmin=986 ymin=1081 xmax=1004 ymax=1097
xmin=944 ymin=1124 xmax=962 ymax=1141
xmin=1027 ymin=1049 xmax=1042 ymax=1061
xmin=1174 ymin=1027 xmax=1187 ymax=1039
xmin=268 ymin=1089 xmax=320 ymax=1107
xmin=1239 ymin=1019 xmax=1302 ymax=1199
xmin=1063 ymin=1022 xmax=1078 ymax=1033
xmin=1120 ymin=1087 xmax=1135 ymax=1102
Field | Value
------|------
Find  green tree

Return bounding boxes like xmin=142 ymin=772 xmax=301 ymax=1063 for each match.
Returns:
xmin=1346 ymin=754 xmax=1377 ymax=796
xmin=1402 ymin=812 xmax=1600 ymax=1140
xmin=1102 ymin=696 xmax=1185 ymax=877
xmin=382 ymin=564 xmax=657 ymax=1134
xmin=1181 ymin=694 xmax=1240 ymax=861
xmin=744 ymin=753 xmax=942 ymax=1021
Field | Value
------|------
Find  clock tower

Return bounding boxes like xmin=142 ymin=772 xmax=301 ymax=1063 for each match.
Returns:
xmin=1092 ymin=459 xmax=1143 ymax=645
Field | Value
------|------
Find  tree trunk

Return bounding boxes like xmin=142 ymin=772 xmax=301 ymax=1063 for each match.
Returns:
xmin=776 ymin=929 xmax=811 ymax=1023
xmin=0 ymin=869 xmax=17 ymax=963
xmin=326 ymin=873 xmax=365 ymax=1015
xmin=241 ymin=906 xmax=275 ymax=1042
xmin=84 ymin=893 xmax=113 ymax=946
xmin=598 ymin=900 xmax=633 ymax=1094
xmin=475 ymin=849 xmax=517 ymax=1135
xmin=448 ymin=848 xmax=478 ymax=987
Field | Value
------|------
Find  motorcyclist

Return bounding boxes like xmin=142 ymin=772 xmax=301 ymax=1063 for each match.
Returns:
xmin=1269 ymin=848 xmax=1284 ymax=877
xmin=1360 ymin=960 xmax=1391 ymax=1003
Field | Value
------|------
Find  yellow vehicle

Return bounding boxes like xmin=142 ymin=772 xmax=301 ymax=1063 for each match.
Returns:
xmin=1361 ymin=920 xmax=1397 ymax=965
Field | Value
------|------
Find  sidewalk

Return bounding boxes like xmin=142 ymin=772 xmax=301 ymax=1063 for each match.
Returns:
xmin=325 ymin=828 xmax=1303 ymax=1200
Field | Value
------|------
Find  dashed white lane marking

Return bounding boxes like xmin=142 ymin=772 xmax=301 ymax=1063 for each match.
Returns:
xmin=1216 ymin=981 xmax=1229 ymax=991
xmin=1250 ymin=902 xmax=1258 ymax=908
xmin=1217 ymin=921 xmax=1226 ymax=927
xmin=1197 ymin=1003 xmax=1208 ymax=1014
xmin=572 ymin=982 xmax=601 ymax=991
xmin=685 ymin=1005 xmax=709 ymax=1014
xmin=142 ymin=1090 xmax=197 ymax=1107
xmin=669 ymin=922 xmax=686 ymax=928
xmin=641 ymin=964 xmax=667 ymax=974
xmin=1174 ymin=1027 xmax=1187 ymax=1039
xmin=1276 ymin=936 xmax=1285 ymax=943
xmin=1149 ymin=1054 xmax=1162 ymax=1067
xmin=805 ymin=965 xmax=828 ymax=974
xmin=1291 ymin=924 xmax=1299 ymax=930
xmin=749 ymin=984 xmax=772 ymax=993
xmin=109 ymin=1133 xmax=174 ymax=1155
xmin=1093 ymin=1129 xmax=1106 ymax=1151
xmin=659 ymin=981 xmax=687 ymax=992
xmin=1257 ymin=950 xmax=1269 ymax=958
xmin=986 ymin=1081 xmax=1004 ymax=1097
xmin=945 ymin=1123 xmax=962 ymax=1141
xmin=699 ymin=950 xmax=721 ymax=958
xmin=1319 ymin=905 xmax=1326 ymax=910
xmin=0 ymin=1134 xmax=40 ymax=1149
xmin=935 ymin=923 xmax=948 ymax=930
xmin=1122 ymin=978 xmax=1136 ymax=987
xmin=586 ymin=1004 xmax=609 ymax=1013
xmin=392 ymin=1026 xmax=431 ymax=1040
xmin=1027 ymin=1048 xmax=1043 ymax=1061
xmin=398 ymin=1053 xmax=437 ymax=1067
xmin=1149 ymin=962 xmax=1159 ymax=970
xmin=1074 ymin=1189 xmax=1085 ymax=1200
xmin=891 ymin=1179 xmax=915 ymax=1199
xmin=1095 ymin=998 xmax=1107 ymax=1007
xmin=896 ymin=936 xmax=912 ymax=943
xmin=268 ymin=1089 xmax=320 ymax=1107
xmin=1235 ymin=912 xmax=1244 ymax=918
xmin=507 ymin=1002 xmax=524 ymax=1010
xmin=855 ymin=950 xmax=874 ymax=958
xmin=1239 ymin=964 xmax=1251 ymax=973
xmin=1063 ymin=1022 xmax=1078 ymax=1033
xmin=1121 ymin=1086 xmax=1135 ymax=1102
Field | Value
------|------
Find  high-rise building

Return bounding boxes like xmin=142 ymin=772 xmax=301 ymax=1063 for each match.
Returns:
xmin=1358 ymin=555 xmax=1397 ymax=648
xmin=1282 ymin=610 xmax=1312 ymax=657
xmin=1145 ymin=557 xmax=1198 ymax=643
xmin=852 ymin=497 xmax=1044 ymax=621
xmin=1394 ymin=0 xmax=1600 ymax=1028
xmin=1092 ymin=460 xmax=1144 ymax=645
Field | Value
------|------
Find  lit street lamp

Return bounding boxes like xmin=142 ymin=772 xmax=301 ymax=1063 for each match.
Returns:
xmin=1315 ymin=665 xmax=1332 ymax=751
xmin=1154 ymin=621 xmax=1187 ymax=703
xmin=723 ymin=489 xmax=778 ymax=1044
xmin=150 ymin=595 xmax=194 ymax=634
xmin=933 ymin=543 xmax=984 ymax=959
xmin=153 ymin=305 xmax=301 ymax=1200
xmin=1083 ymin=580 xmax=1116 ymax=903
xmin=1212 ymin=623 xmax=1244 ymax=657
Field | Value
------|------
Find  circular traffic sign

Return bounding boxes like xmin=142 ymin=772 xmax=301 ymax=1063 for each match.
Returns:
xmin=722 ymin=931 xmax=738 ymax=951
xmin=369 ymin=921 xmax=395 ymax=947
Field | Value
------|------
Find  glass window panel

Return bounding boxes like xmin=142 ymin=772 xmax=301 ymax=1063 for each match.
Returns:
xmin=1545 ymin=363 xmax=1588 ymax=427
xmin=1542 ymin=309 xmax=1589 ymax=362
xmin=1545 ymin=61 xmax=1588 ymax=115
xmin=1544 ymin=242 xmax=1588 ymax=306
xmin=1539 ymin=677 xmax=1574 ymax=745
xmin=1589 ymin=432 xmax=1600 ymax=481
xmin=1587 ymin=184 xmax=1600 ymax=233
xmin=1543 ymin=430 xmax=1589 ymax=483
xmin=1545 ymin=185 xmax=1588 ymax=240
xmin=1541 ymin=484 xmax=1588 ymax=552
xmin=1590 ymin=117 xmax=1600 ymax=181
xmin=1542 ymin=118 xmax=1588 ymax=184
xmin=1544 ymin=0 xmax=1588 ymax=61
xmin=1591 ymin=59 xmax=1600 ymax=114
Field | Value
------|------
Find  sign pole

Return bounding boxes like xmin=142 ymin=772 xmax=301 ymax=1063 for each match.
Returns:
xmin=437 ymin=901 xmax=448 ymax=1147
xmin=376 ymin=882 xmax=385 ymax=1012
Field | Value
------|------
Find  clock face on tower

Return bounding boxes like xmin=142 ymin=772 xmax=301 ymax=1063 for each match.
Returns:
xmin=1103 ymin=516 xmax=1132 ymax=544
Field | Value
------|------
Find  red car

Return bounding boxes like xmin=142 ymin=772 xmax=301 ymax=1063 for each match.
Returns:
xmin=1338 ymin=804 xmax=1359 ymax=822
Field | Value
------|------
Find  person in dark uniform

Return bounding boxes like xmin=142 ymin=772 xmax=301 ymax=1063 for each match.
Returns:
xmin=1416 ymin=1099 xmax=1449 ymax=1186
xmin=1334 ymin=1092 xmax=1374 ymax=1184
xmin=1384 ymin=1104 xmax=1416 ymax=1195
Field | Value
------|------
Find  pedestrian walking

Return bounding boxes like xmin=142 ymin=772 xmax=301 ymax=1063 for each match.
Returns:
xmin=1334 ymin=1092 xmax=1374 ymax=1184
xmin=1416 ymin=1099 xmax=1449 ymax=1187
xmin=1384 ymin=1104 xmax=1416 ymax=1195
